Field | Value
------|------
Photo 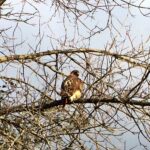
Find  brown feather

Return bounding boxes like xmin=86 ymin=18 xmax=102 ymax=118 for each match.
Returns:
xmin=61 ymin=71 xmax=84 ymax=105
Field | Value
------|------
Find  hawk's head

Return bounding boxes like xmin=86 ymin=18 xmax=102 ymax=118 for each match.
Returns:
xmin=70 ymin=70 xmax=79 ymax=77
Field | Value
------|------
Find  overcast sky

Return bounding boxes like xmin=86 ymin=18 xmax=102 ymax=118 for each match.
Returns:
xmin=2 ymin=0 xmax=150 ymax=53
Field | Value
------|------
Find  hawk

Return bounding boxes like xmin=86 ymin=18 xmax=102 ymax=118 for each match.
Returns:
xmin=61 ymin=70 xmax=84 ymax=106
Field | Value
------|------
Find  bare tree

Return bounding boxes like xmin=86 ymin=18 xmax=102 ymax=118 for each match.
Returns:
xmin=0 ymin=0 xmax=150 ymax=149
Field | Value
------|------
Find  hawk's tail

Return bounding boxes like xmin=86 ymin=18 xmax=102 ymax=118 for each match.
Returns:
xmin=61 ymin=96 xmax=68 ymax=107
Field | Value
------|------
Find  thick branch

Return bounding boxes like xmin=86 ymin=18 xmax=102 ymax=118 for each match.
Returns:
xmin=0 ymin=48 xmax=148 ymax=69
xmin=0 ymin=97 xmax=150 ymax=116
xmin=0 ymin=0 xmax=6 ymax=6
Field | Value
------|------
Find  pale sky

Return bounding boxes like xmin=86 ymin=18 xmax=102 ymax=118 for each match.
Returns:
xmin=2 ymin=0 xmax=150 ymax=52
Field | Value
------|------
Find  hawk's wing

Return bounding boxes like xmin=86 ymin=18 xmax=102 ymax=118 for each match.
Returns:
xmin=61 ymin=75 xmax=76 ymax=97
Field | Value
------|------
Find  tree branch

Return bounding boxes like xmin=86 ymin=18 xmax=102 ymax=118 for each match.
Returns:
xmin=0 ymin=48 xmax=148 ymax=69
xmin=0 ymin=97 xmax=150 ymax=116
xmin=0 ymin=0 xmax=6 ymax=6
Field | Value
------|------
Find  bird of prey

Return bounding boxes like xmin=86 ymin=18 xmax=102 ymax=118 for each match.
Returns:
xmin=61 ymin=70 xmax=84 ymax=106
